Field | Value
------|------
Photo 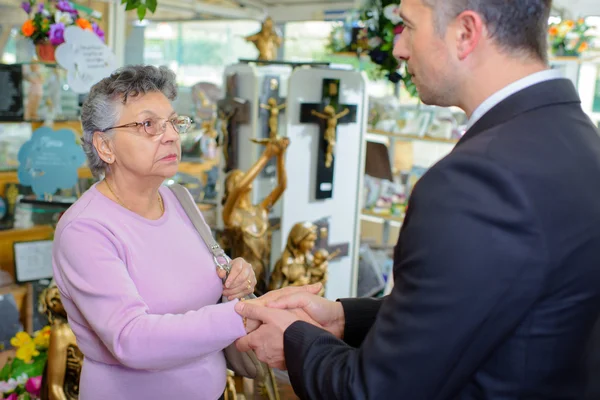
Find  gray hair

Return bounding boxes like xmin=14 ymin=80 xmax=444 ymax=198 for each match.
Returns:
xmin=80 ymin=65 xmax=178 ymax=178
xmin=422 ymin=0 xmax=552 ymax=63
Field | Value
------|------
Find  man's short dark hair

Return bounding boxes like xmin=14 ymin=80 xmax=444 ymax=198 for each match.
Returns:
xmin=423 ymin=0 xmax=552 ymax=62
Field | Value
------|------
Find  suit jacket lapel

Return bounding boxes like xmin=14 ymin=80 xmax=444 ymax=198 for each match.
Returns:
xmin=457 ymin=78 xmax=581 ymax=146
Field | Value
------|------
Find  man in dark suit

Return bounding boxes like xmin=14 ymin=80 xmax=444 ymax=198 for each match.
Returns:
xmin=234 ymin=0 xmax=600 ymax=398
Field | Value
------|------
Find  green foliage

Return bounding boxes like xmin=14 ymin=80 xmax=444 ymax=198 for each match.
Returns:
xmin=121 ymin=0 xmax=157 ymax=21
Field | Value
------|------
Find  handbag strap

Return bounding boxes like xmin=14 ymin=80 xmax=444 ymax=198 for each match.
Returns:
xmin=168 ymin=183 xmax=232 ymax=276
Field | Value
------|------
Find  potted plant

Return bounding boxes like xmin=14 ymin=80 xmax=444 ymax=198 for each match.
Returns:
xmin=19 ymin=0 xmax=105 ymax=62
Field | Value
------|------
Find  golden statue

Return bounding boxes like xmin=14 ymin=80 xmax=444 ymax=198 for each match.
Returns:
xmin=310 ymin=105 xmax=350 ymax=168
xmin=269 ymin=223 xmax=340 ymax=295
xmin=222 ymin=137 xmax=289 ymax=294
xmin=39 ymin=282 xmax=83 ymax=400
xmin=259 ymin=97 xmax=286 ymax=140
xmin=218 ymin=109 xmax=235 ymax=166
xmin=269 ymin=222 xmax=317 ymax=291
xmin=308 ymin=248 xmax=340 ymax=296
xmin=245 ymin=17 xmax=282 ymax=61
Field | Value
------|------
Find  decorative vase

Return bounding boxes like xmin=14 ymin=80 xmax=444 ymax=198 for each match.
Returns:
xmin=35 ymin=41 xmax=56 ymax=63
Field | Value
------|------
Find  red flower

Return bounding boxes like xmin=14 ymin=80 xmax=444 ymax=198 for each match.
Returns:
xmin=394 ymin=25 xmax=405 ymax=35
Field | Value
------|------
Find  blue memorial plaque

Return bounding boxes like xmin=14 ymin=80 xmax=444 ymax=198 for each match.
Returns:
xmin=17 ymin=126 xmax=86 ymax=199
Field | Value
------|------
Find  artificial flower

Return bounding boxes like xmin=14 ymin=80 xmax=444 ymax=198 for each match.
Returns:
xmin=24 ymin=376 xmax=42 ymax=397
xmin=33 ymin=326 xmax=51 ymax=348
xmin=0 ymin=379 xmax=18 ymax=393
xmin=48 ymin=23 xmax=65 ymax=46
xmin=20 ymin=1 xmax=31 ymax=14
xmin=21 ymin=20 xmax=35 ymax=37
xmin=5 ymin=392 xmax=18 ymax=400
xmin=383 ymin=4 xmax=403 ymax=24
xmin=54 ymin=10 xmax=73 ymax=25
xmin=92 ymin=22 xmax=105 ymax=42
xmin=15 ymin=341 xmax=39 ymax=364
xmin=56 ymin=0 xmax=76 ymax=14
xmin=10 ymin=332 xmax=32 ymax=349
xmin=76 ymin=18 xmax=92 ymax=31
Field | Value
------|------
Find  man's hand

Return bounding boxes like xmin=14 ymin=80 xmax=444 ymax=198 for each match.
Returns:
xmin=235 ymin=302 xmax=309 ymax=370
xmin=267 ymin=290 xmax=346 ymax=339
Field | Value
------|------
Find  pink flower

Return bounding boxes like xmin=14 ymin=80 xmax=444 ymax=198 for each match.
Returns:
xmin=25 ymin=376 xmax=42 ymax=397
xmin=394 ymin=25 xmax=405 ymax=35
xmin=5 ymin=393 xmax=18 ymax=400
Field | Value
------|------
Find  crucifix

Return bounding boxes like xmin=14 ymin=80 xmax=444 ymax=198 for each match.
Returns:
xmin=217 ymin=73 xmax=251 ymax=173
xmin=300 ymin=78 xmax=358 ymax=200
xmin=251 ymin=76 xmax=286 ymax=177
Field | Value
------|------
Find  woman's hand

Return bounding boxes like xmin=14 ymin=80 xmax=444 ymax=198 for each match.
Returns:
xmin=218 ymin=258 xmax=257 ymax=300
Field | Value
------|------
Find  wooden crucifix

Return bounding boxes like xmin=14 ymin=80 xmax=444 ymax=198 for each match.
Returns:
xmin=217 ymin=73 xmax=250 ymax=173
xmin=300 ymin=78 xmax=358 ymax=200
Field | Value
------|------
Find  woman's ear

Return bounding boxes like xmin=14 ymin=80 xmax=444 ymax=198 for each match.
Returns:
xmin=93 ymin=132 xmax=114 ymax=164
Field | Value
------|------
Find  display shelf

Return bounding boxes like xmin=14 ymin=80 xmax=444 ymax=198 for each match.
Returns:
xmin=361 ymin=209 xmax=405 ymax=224
xmin=367 ymin=128 xmax=459 ymax=144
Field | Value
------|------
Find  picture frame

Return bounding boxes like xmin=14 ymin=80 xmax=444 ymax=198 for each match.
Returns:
xmin=13 ymin=239 xmax=53 ymax=283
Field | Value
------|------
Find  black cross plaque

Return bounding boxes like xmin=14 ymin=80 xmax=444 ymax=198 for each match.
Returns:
xmin=299 ymin=78 xmax=358 ymax=200
xmin=217 ymin=73 xmax=250 ymax=172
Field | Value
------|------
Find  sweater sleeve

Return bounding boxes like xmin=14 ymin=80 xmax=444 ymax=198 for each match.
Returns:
xmin=52 ymin=219 xmax=246 ymax=371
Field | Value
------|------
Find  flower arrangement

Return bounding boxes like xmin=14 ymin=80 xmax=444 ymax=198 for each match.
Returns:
xmin=0 ymin=327 xmax=50 ymax=400
xmin=19 ymin=0 xmax=105 ymax=48
xmin=548 ymin=18 xmax=593 ymax=57
xmin=357 ymin=0 xmax=417 ymax=96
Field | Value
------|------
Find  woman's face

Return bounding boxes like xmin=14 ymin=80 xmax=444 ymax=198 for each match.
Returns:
xmin=105 ymin=92 xmax=181 ymax=180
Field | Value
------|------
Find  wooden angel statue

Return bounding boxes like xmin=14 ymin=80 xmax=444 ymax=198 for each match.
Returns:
xmin=245 ymin=17 xmax=282 ymax=61
xmin=310 ymin=105 xmax=350 ymax=168
xmin=39 ymin=281 xmax=83 ymax=400
xmin=222 ymin=136 xmax=289 ymax=294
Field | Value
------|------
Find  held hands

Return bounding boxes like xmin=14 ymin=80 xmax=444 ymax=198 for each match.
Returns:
xmin=233 ymin=283 xmax=346 ymax=370
xmin=218 ymin=257 xmax=257 ymax=300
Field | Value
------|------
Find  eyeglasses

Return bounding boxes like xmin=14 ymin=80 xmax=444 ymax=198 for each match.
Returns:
xmin=101 ymin=115 xmax=192 ymax=136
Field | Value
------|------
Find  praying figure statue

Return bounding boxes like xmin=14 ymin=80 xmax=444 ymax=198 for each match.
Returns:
xmin=310 ymin=105 xmax=350 ymax=168
xmin=39 ymin=281 xmax=83 ymax=400
xmin=222 ymin=137 xmax=289 ymax=294
xmin=245 ymin=17 xmax=282 ymax=61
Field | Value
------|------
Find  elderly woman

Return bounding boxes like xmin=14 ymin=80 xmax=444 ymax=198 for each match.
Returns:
xmin=51 ymin=65 xmax=256 ymax=400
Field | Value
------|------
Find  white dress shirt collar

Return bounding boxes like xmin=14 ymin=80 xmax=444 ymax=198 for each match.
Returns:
xmin=466 ymin=69 xmax=565 ymax=131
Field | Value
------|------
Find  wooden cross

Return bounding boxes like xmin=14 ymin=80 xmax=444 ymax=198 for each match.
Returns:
xmin=217 ymin=73 xmax=250 ymax=172
xmin=299 ymin=78 xmax=358 ymax=200
xmin=252 ymin=75 xmax=286 ymax=177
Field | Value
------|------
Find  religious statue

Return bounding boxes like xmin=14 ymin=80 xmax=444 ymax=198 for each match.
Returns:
xmin=269 ymin=222 xmax=340 ymax=295
xmin=39 ymin=281 xmax=83 ymax=400
xmin=218 ymin=109 xmax=235 ymax=167
xmin=24 ymin=64 xmax=44 ymax=121
xmin=260 ymin=98 xmax=286 ymax=140
xmin=310 ymin=105 xmax=350 ymax=168
xmin=191 ymin=82 xmax=221 ymax=121
xmin=245 ymin=17 xmax=282 ymax=61
xmin=222 ymin=137 xmax=289 ymax=294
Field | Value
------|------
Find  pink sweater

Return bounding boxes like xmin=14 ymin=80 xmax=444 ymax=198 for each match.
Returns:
xmin=52 ymin=184 xmax=246 ymax=400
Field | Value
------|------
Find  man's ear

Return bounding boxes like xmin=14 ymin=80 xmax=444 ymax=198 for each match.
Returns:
xmin=92 ymin=132 xmax=114 ymax=164
xmin=454 ymin=10 xmax=485 ymax=61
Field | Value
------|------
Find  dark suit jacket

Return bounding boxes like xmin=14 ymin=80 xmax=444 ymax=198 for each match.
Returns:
xmin=283 ymin=78 xmax=600 ymax=399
